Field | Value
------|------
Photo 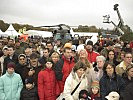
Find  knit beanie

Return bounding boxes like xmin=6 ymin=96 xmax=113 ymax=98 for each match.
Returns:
xmin=7 ymin=62 xmax=16 ymax=69
xmin=91 ymin=81 xmax=100 ymax=89
xmin=86 ymin=40 xmax=93 ymax=46
xmin=25 ymin=77 xmax=34 ymax=84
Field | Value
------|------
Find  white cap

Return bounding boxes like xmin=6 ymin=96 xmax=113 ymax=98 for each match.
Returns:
xmin=114 ymin=43 xmax=122 ymax=48
xmin=105 ymin=91 xmax=120 ymax=100
xmin=77 ymin=44 xmax=85 ymax=53
xmin=72 ymin=45 xmax=76 ymax=51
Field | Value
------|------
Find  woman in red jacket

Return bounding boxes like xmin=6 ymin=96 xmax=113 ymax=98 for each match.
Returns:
xmin=38 ymin=58 xmax=60 ymax=100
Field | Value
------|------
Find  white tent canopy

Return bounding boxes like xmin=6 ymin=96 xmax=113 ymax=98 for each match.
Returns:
xmin=26 ymin=30 xmax=53 ymax=38
xmin=4 ymin=24 xmax=22 ymax=36
xmin=0 ymin=29 xmax=8 ymax=37
xmin=0 ymin=29 xmax=3 ymax=35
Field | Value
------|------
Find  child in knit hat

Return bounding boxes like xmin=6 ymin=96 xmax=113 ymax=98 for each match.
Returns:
xmin=20 ymin=76 xmax=39 ymax=100
xmin=89 ymin=81 xmax=101 ymax=100
xmin=79 ymin=81 xmax=101 ymax=100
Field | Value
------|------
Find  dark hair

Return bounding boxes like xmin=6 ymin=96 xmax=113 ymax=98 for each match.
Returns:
xmin=73 ymin=61 xmax=87 ymax=72
xmin=86 ymin=40 xmax=93 ymax=46
xmin=30 ymin=53 xmax=38 ymax=59
xmin=124 ymin=52 xmax=132 ymax=57
xmin=46 ymin=58 xmax=54 ymax=64
xmin=103 ymin=62 xmax=116 ymax=74
xmin=106 ymin=50 xmax=116 ymax=60
xmin=0 ymin=51 xmax=4 ymax=57
xmin=46 ymin=41 xmax=53 ymax=46
xmin=44 ymin=47 xmax=50 ymax=52
xmin=42 ymin=58 xmax=54 ymax=70
xmin=79 ymin=89 xmax=89 ymax=99
xmin=7 ymin=46 xmax=14 ymax=50
xmin=106 ymin=41 xmax=114 ymax=46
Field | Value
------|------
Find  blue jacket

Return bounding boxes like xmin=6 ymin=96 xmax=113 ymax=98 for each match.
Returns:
xmin=100 ymin=73 xmax=125 ymax=100
xmin=0 ymin=71 xmax=23 ymax=100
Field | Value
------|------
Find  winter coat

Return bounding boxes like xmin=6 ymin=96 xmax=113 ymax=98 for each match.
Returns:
xmin=0 ymin=63 xmax=1 ymax=76
xmin=86 ymin=50 xmax=100 ymax=64
xmin=123 ymin=80 xmax=133 ymax=100
xmin=88 ymin=93 xmax=101 ymax=100
xmin=3 ymin=54 xmax=18 ymax=74
xmin=122 ymin=73 xmax=133 ymax=86
xmin=100 ymin=73 xmax=125 ymax=100
xmin=0 ymin=71 xmax=23 ymax=100
xmin=38 ymin=68 xmax=60 ymax=100
xmin=22 ymin=64 xmax=42 ymax=86
xmin=20 ymin=86 xmax=39 ymax=100
xmin=55 ymin=55 xmax=75 ymax=93
xmin=15 ymin=63 xmax=27 ymax=83
xmin=85 ymin=67 xmax=96 ymax=92
xmin=89 ymin=66 xmax=104 ymax=81
xmin=63 ymin=70 xmax=88 ymax=100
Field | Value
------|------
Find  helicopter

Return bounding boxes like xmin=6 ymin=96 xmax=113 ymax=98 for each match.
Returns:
xmin=36 ymin=24 xmax=73 ymax=44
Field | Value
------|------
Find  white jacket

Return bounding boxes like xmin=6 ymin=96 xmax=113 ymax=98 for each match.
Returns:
xmin=63 ymin=70 xmax=88 ymax=100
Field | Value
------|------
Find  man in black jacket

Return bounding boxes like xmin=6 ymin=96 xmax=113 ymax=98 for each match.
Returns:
xmin=3 ymin=46 xmax=18 ymax=74
xmin=38 ymin=48 xmax=50 ymax=67
xmin=123 ymin=78 xmax=133 ymax=100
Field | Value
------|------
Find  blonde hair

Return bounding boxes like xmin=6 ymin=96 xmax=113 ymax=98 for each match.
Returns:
xmin=78 ymin=49 xmax=92 ymax=69
xmin=78 ymin=49 xmax=87 ymax=55
xmin=51 ymin=52 xmax=59 ymax=59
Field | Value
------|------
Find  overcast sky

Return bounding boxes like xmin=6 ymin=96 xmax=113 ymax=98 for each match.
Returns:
xmin=0 ymin=0 xmax=133 ymax=30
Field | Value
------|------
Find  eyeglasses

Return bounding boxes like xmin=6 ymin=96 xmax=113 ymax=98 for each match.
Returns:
xmin=106 ymin=67 xmax=113 ymax=69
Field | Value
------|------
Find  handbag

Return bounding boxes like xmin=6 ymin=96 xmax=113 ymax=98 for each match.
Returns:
xmin=56 ymin=81 xmax=81 ymax=100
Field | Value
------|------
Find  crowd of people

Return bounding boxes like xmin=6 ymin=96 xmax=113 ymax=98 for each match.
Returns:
xmin=0 ymin=35 xmax=133 ymax=100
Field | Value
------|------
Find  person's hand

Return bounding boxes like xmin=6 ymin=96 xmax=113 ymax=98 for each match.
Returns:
xmin=28 ymin=70 xmax=35 ymax=76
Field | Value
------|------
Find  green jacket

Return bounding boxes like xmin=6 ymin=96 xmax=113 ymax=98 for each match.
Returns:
xmin=0 ymin=71 xmax=23 ymax=100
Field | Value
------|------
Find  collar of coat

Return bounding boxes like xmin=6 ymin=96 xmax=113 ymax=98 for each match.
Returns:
xmin=6 ymin=71 xmax=15 ymax=77
xmin=71 ymin=70 xmax=86 ymax=81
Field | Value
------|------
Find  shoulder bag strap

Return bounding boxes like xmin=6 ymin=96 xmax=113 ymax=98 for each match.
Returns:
xmin=71 ymin=81 xmax=81 ymax=95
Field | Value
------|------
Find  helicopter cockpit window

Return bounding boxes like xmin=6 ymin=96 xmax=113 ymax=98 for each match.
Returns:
xmin=64 ymin=33 xmax=71 ymax=40
xmin=54 ymin=33 xmax=61 ymax=40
